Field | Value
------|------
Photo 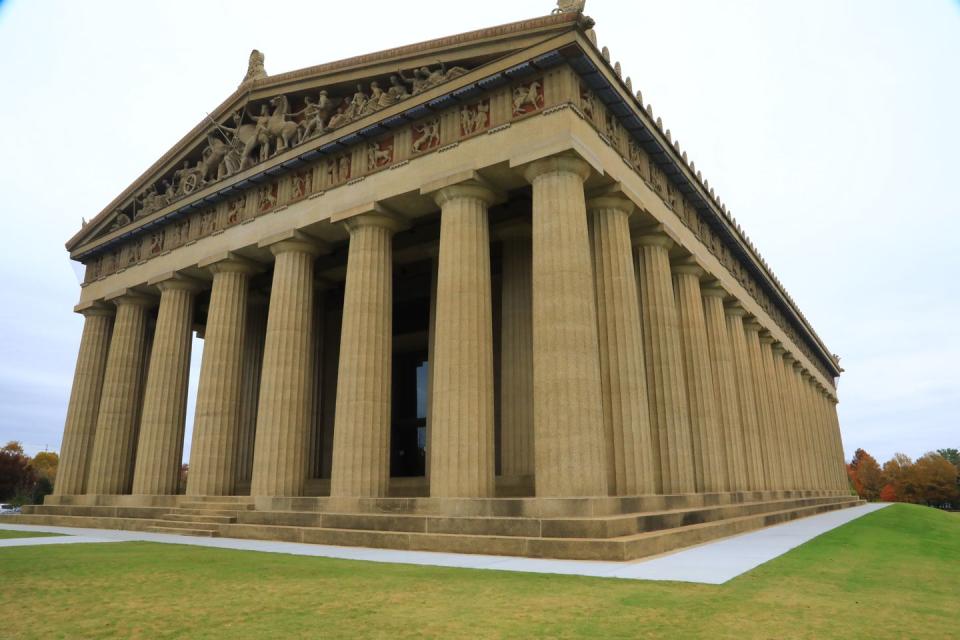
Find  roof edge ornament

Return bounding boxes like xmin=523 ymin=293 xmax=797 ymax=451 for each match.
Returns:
xmin=553 ymin=0 xmax=586 ymax=14
xmin=242 ymin=49 xmax=268 ymax=85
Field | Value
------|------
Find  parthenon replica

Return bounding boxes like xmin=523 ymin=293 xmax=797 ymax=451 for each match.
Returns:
xmin=14 ymin=3 xmax=859 ymax=560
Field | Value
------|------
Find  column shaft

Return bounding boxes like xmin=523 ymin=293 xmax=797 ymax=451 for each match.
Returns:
xmin=250 ymin=239 xmax=320 ymax=497
xmin=86 ymin=294 xmax=153 ymax=494
xmin=725 ymin=306 xmax=766 ymax=490
xmin=429 ymin=184 xmax=496 ymax=498
xmin=778 ymin=353 xmax=808 ymax=489
xmin=525 ymin=156 xmax=607 ymax=497
xmin=187 ymin=259 xmax=255 ymax=496
xmin=589 ymin=197 xmax=655 ymax=495
xmin=55 ymin=306 xmax=114 ymax=495
xmin=673 ymin=264 xmax=726 ymax=493
xmin=636 ymin=233 xmax=695 ymax=494
xmin=744 ymin=322 xmax=782 ymax=490
xmin=236 ymin=297 xmax=267 ymax=486
xmin=759 ymin=334 xmax=790 ymax=489
xmin=132 ymin=279 xmax=199 ymax=495
xmin=499 ymin=231 xmax=534 ymax=478
xmin=702 ymin=288 xmax=747 ymax=491
xmin=330 ymin=214 xmax=399 ymax=497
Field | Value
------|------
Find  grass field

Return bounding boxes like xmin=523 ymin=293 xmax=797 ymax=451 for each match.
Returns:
xmin=0 ymin=528 xmax=61 ymax=539
xmin=0 ymin=504 xmax=956 ymax=639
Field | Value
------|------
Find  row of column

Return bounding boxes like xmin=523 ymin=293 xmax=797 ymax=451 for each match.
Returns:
xmin=55 ymin=152 xmax=847 ymax=499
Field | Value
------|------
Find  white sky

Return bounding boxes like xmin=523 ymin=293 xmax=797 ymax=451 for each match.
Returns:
xmin=0 ymin=0 xmax=956 ymax=466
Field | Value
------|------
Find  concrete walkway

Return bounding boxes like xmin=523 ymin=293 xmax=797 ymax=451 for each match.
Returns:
xmin=0 ymin=502 xmax=888 ymax=584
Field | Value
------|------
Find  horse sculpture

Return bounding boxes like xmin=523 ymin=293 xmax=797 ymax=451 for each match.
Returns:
xmin=265 ymin=95 xmax=300 ymax=154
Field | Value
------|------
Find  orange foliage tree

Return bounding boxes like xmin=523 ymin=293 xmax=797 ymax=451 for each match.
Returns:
xmin=848 ymin=449 xmax=883 ymax=500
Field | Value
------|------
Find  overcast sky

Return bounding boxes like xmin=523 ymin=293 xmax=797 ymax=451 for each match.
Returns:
xmin=0 ymin=0 xmax=956 ymax=466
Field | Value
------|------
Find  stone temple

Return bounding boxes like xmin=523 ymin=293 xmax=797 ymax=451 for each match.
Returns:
xmin=14 ymin=4 xmax=859 ymax=560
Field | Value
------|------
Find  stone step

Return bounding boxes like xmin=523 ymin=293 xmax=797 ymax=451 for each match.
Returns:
xmin=219 ymin=497 xmax=862 ymax=561
xmin=231 ymin=495 xmax=856 ymax=539
xmin=147 ymin=526 xmax=218 ymax=537
xmin=149 ymin=519 xmax=222 ymax=532
xmin=166 ymin=507 xmax=251 ymax=517
xmin=162 ymin=513 xmax=236 ymax=524
xmin=176 ymin=496 xmax=253 ymax=504
xmin=178 ymin=502 xmax=255 ymax=511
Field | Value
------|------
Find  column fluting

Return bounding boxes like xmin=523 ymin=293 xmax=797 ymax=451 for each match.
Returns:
xmin=86 ymin=292 xmax=154 ymax=494
xmin=588 ymin=195 xmax=655 ymax=496
xmin=132 ymin=276 xmax=201 ymax=495
xmin=701 ymin=285 xmax=747 ymax=491
xmin=428 ymin=183 xmax=497 ymax=498
xmin=187 ymin=256 xmax=258 ymax=496
xmin=635 ymin=230 xmax=695 ymax=494
xmin=672 ymin=261 xmax=726 ymax=493
xmin=236 ymin=294 xmax=268 ymax=487
xmin=499 ymin=225 xmax=534 ymax=478
xmin=724 ymin=303 xmax=766 ymax=490
xmin=250 ymin=236 xmax=322 ymax=497
xmin=524 ymin=155 xmax=607 ymax=497
xmin=758 ymin=331 xmax=790 ymax=490
xmin=55 ymin=304 xmax=114 ymax=495
xmin=744 ymin=319 xmax=783 ymax=490
xmin=329 ymin=213 xmax=404 ymax=497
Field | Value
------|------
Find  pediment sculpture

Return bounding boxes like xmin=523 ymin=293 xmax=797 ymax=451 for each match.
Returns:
xmin=114 ymin=55 xmax=472 ymax=232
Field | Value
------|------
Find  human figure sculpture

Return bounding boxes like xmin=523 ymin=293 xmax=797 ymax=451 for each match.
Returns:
xmin=297 ymin=90 xmax=333 ymax=142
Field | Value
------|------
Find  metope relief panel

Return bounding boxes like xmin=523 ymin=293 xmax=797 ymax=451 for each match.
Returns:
xmin=512 ymin=79 xmax=545 ymax=118
xmin=411 ymin=120 xmax=441 ymax=154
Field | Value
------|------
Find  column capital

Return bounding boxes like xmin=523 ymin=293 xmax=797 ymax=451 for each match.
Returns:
xmin=521 ymin=153 xmax=592 ymax=184
xmin=421 ymin=171 xmax=502 ymax=208
xmin=633 ymin=225 xmax=674 ymax=250
xmin=782 ymin=352 xmax=796 ymax=364
xmin=259 ymin=229 xmax=329 ymax=257
xmin=586 ymin=193 xmax=634 ymax=216
xmin=105 ymin=289 xmax=156 ymax=308
xmin=743 ymin=317 xmax=763 ymax=333
xmin=757 ymin=329 xmax=775 ymax=345
xmin=701 ymin=281 xmax=729 ymax=300
xmin=74 ymin=300 xmax=115 ymax=318
xmin=670 ymin=256 xmax=705 ymax=278
xmin=199 ymin=252 xmax=263 ymax=276
xmin=723 ymin=300 xmax=747 ymax=316
xmin=337 ymin=203 xmax=410 ymax=235
xmin=148 ymin=272 xmax=206 ymax=293
xmin=771 ymin=342 xmax=787 ymax=356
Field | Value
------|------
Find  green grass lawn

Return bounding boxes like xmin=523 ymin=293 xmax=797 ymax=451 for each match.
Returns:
xmin=0 ymin=528 xmax=61 ymax=539
xmin=0 ymin=504 xmax=955 ymax=639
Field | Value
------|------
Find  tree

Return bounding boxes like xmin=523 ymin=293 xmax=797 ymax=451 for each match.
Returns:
xmin=0 ymin=441 xmax=36 ymax=503
xmin=879 ymin=483 xmax=897 ymax=502
xmin=32 ymin=451 xmax=59 ymax=483
xmin=936 ymin=448 xmax=959 ymax=468
xmin=848 ymin=449 xmax=883 ymax=500
xmin=913 ymin=453 xmax=959 ymax=507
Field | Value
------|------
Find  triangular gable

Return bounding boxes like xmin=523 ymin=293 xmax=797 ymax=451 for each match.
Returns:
xmin=67 ymin=10 xmax=589 ymax=253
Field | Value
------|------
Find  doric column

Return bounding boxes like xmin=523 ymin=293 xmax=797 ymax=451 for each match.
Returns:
xmin=588 ymin=194 xmax=655 ymax=496
xmin=187 ymin=255 xmax=259 ymax=496
xmin=523 ymin=155 xmax=607 ymax=497
xmin=827 ymin=395 xmax=847 ymax=490
xmin=744 ymin=319 xmax=783 ymax=490
xmin=799 ymin=370 xmax=826 ymax=489
xmin=498 ymin=223 xmax=534 ymax=479
xmin=55 ymin=303 xmax=114 ymax=495
xmin=817 ymin=384 xmax=844 ymax=491
xmin=779 ymin=351 xmax=810 ymax=489
xmin=724 ymin=303 xmax=766 ymax=490
xmin=330 ymin=211 xmax=405 ymax=497
xmin=758 ymin=331 xmax=790 ymax=489
xmin=635 ymin=229 xmax=695 ymax=494
xmin=770 ymin=343 xmax=800 ymax=490
xmin=131 ymin=275 xmax=202 ymax=495
xmin=790 ymin=361 xmax=818 ymax=488
xmin=426 ymin=180 xmax=497 ymax=498
xmin=672 ymin=259 xmax=726 ymax=493
xmin=250 ymin=232 xmax=324 ymax=497
xmin=701 ymin=285 xmax=746 ymax=491
xmin=86 ymin=292 xmax=154 ymax=495
xmin=235 ymin=294 xmax=267 ymax=486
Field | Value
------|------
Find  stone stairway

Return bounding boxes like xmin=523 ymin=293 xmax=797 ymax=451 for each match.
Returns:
xmin=10 ymin=491 xmax=862 ymax=560
xmin=145 ymin=497 xmax=255 ymax=538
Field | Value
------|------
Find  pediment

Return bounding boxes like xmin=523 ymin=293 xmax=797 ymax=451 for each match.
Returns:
xmin=67 ymin=11 xmax=590 ymax=254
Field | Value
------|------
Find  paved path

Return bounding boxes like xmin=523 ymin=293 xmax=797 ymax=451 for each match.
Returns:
xmin=0 ymin=502 xmax=888 ymax=584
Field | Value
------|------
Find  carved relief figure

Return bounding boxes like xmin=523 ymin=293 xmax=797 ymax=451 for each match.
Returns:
xmin=257 ymin=183 xmax=279 ymax=213
xmin=460 ymin=100 xmax=490 ymax=136
xmin=290 ymin=169 xmax=311 ymax=201
xmin=297 ymin=91 xmax=333 ymax=142
xmin=328 ymin=155 xmax=351 ymax=186
xmin=368 ymin=138 xmax=394 ymax=170
xmin=512 ymin=80 xmax=544 ymax=116
xmin=411 ymin=119 xmax=440 ymax=153
xmin=580 ymin=86 xmax=595 ymax=120
xmin=226 ymin=196 xmax=246 ymax=225
xmin=149 ymin=230 xmax=164 ymax=255
xmin=400 ymin=63 xmax=468 ymax=95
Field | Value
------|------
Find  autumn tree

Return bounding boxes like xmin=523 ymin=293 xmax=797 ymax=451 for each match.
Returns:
xmin=936 ymin=448 xmax=959 ymax=469
xmin=32 ymin=451 xmax=59 ymax=483
xmin=912 ymin=453 xmax=959 ymax=507
xmin=848 ymin=449 xmax=883 ymax=500
xmin=879 ymin=483 xmax=897 ymax=502
xmin=0 ymin=441 xmax=36 ymax=502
